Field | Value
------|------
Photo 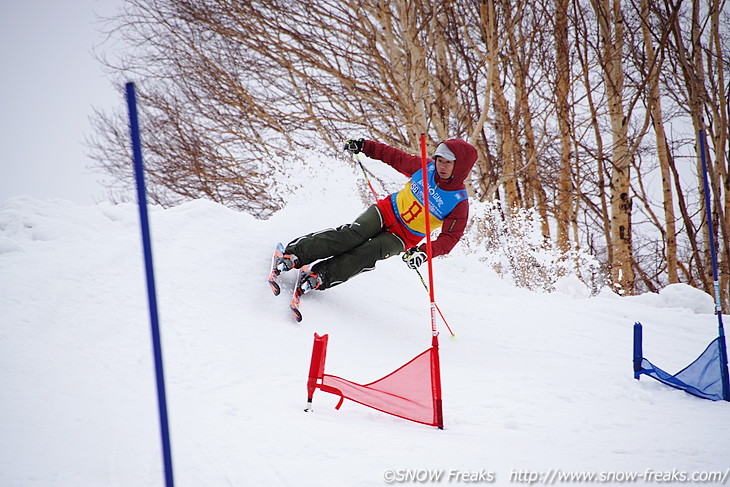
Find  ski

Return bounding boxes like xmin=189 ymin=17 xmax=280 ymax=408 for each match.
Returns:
xmin=267 ymin=242 xmax=285 ymax=296
xmin=290 ymin=265 xmax=310 ymax=322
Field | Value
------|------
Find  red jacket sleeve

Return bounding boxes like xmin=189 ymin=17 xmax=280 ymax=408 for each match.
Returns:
xmin=420 ymin=199 xmax=469 ymax=258
xmin=362 ymin=140 xmax=421 ymax=177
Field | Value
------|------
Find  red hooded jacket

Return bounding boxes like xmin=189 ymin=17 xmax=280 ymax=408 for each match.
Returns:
xmin=362 ymin=139 xmax=478 ymax=257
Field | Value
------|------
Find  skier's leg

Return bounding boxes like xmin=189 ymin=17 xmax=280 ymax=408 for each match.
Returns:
xmin=284 ymin=205 xmax=383 ymax=266
xmin=311 ymin=231 xmax=405 ymax=289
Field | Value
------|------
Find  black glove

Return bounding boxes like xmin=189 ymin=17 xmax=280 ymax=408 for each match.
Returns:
xmin=343 ymin=138 xmax=364 ymax=154
xmin=402 ymin=247 xmax=427 ymax=270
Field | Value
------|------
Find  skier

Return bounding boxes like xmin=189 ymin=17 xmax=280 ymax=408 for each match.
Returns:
xmin=275 ymin=137 xmax=478 ymax=295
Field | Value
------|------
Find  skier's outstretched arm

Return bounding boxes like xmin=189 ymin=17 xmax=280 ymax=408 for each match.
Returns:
xmin=362 ymin=140 xmax=422 ymax=177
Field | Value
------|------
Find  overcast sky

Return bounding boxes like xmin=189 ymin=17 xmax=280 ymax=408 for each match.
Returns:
xmin=0 ymin=0 xmax=123 ymax=204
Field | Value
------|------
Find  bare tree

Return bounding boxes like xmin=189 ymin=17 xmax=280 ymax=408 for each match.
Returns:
xmin=554 ymin=0 xmax=574 ymax=251
xmin=91 ymin=0 xmax=730 ymax=304
xmin=639 ymin=0 xmax=679 ymax=283
xmin=591 ymin=0 xmax=636 ymax=293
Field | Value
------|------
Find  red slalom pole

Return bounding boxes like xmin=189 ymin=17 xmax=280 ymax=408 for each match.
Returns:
xmin=419 ymin=134 xmax=438 ymax=338
xmin=414 ymin=268 xmax=456 ymax=337
xmin=420 ymin=133 xmax=443 ymax=429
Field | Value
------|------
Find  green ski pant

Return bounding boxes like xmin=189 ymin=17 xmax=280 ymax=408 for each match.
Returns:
xmin=284 ymin=205 xmax=405 ymax=289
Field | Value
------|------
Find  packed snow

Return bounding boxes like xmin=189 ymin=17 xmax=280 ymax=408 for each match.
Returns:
xmin=2 ymin=161 xmax=729 ymax=486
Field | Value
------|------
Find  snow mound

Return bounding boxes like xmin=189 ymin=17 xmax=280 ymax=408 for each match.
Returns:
xmin=553 ymin=275 xmax=591 ymax=298
xmin=658 ymin=283 xmax=716 ymax=314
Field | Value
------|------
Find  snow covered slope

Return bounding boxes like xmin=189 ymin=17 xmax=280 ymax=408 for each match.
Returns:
xmin=1 ymin=194 xmax=728 ymax=487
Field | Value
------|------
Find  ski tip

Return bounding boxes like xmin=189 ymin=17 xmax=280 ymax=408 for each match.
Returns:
xmin=291 ymin=308 xmax=303 ymax=322
xmin=268 ymin=280 xmax=281 ymax=296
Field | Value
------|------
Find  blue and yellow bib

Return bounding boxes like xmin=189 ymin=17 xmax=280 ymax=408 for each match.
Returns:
xmin=390 ymin=163 xmax=468 ymax=237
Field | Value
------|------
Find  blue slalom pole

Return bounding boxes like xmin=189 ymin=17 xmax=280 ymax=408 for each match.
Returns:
xmin=698 ymin=129 xmax=730 ymax=401
xmin=126 ymin=82 xmax=176 ymax=485
xmin=633 ymin=322 xmax=644 ymax=380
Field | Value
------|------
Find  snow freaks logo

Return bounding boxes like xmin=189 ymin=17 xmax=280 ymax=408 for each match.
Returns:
xmin=383 ymin=469 xmax=496 ymax=484
xmin=508 ymin=468 xmax=730 ymax=484
xmin=382 ymin=467 xmax=730 ymax=484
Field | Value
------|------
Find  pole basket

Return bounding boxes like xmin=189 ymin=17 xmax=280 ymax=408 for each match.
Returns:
xmin=305 ymin=333 xmax=444 ymax=428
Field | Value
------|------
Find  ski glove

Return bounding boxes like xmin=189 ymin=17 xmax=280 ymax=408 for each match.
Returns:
xmin=344 ymin=138 xmax=364 ymax=154
xmin=402 ymin=247 xmax=427 ymax=270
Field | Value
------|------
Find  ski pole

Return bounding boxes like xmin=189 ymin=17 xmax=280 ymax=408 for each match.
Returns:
xmin=414 ymin=268 xmax=456 ymax=338
xmin=354 ymin=152 xmax=379 ymax=200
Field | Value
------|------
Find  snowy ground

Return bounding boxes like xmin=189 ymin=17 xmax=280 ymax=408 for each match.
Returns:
xmin=2 ymin=189 xmax=729 ymax=487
